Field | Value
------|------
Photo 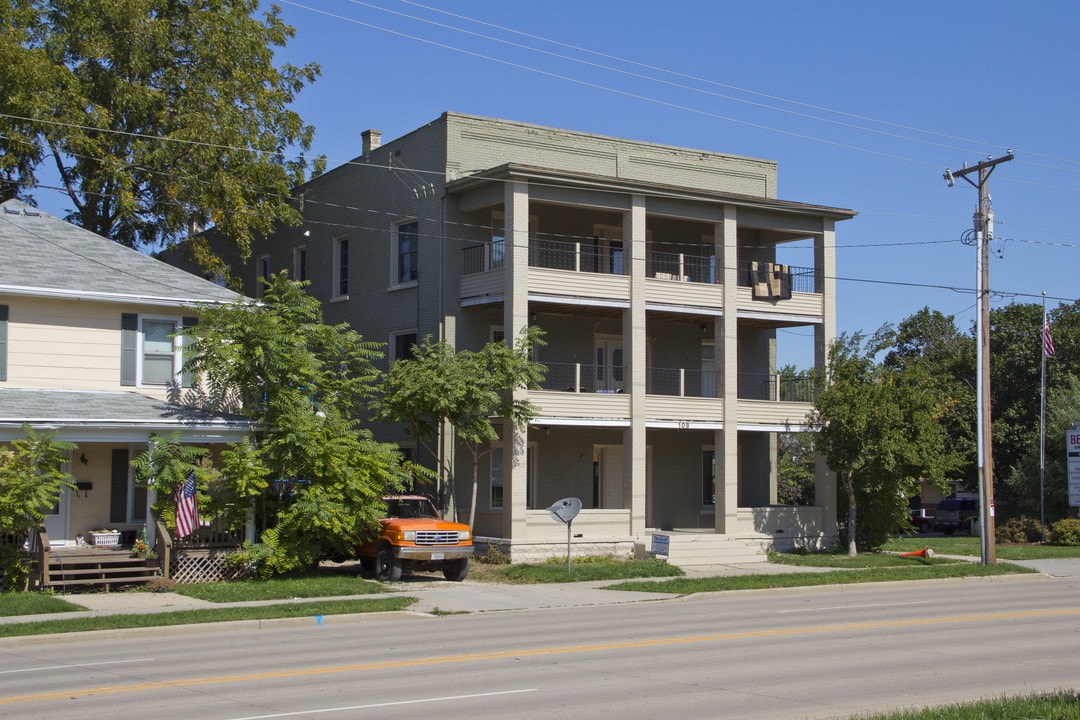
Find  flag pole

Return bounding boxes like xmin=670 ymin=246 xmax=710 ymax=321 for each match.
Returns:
xmin=1039 ymin=292 xmax=1048 ymax=543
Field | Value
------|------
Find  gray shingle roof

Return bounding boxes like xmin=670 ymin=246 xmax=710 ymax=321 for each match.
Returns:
xmin=0 ymin=387 xmax=250 ymax=442
xmin=0 ymin=199 xmax=239 ymax=305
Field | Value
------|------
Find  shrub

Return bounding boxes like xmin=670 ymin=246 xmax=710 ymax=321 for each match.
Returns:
xmin=996 ymin=516 xmax=1045 ymax=544
xmin=1049 ymin=518 xmax=1080 ymax=546
xmin=476 ymin=542 xmax=510 ymax=565
xmin=145 ymin=577 xmax=177 ymax=593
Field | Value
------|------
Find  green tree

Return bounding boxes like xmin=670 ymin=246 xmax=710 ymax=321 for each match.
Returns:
xmin=129 ymin=432 xmax=208 ymax=536
xmin=181 ymin=273 xmax=404 ymax=574
xmin=884 ymin=307 xmax=977 ymax=488
xmin=810 ymin=331 xmax=957 ymax=555
xmin=373 ymin=328 xmax=547 ymax=528
xmin=0 ymin=425 xmax=76 ymax=590
xmin=1004 ymin=374 xmax=1080 ymax=525
xmin=777 ymin=431 xmax=815 ymax=506
xmin=0 ymin=0 xmax=323 ymax=275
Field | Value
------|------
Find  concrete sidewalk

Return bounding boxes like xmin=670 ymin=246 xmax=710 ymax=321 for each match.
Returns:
xmin=0 ymin=562 xmax=829 ymax=625
xmin=5 ymin=558 xmax=1076 ymax=627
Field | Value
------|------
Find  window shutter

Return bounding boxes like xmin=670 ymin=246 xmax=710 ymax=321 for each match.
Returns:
xmin=181 ymin=316 xmax=198 ymax=388
xmin=109 ymin=448 xmax=129 ymax=524
xmin=0 ymin=304 xmax=8 ymax=382
xmin=120 ymin=313 xmax=138 ymax=386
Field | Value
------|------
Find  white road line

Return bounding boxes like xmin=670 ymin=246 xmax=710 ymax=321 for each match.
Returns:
xmin=0 ymin=658 xmax=156 ymax=675
xmin=228 ymin=689 xmax=540 ymax=719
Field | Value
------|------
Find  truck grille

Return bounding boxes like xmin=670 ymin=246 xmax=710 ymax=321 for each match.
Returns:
xmin=415 ymin=531 xmax=462 ymax=545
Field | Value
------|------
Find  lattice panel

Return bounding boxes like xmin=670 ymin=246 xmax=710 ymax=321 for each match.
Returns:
xmin=170 ymin=549 xmax=242 ymax=584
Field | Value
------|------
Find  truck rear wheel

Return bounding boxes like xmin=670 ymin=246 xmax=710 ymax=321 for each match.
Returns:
xmin=442 ymin=558 xmax=469 ymax=582
xmin=375 ymin=548 xmax=403 ymax=581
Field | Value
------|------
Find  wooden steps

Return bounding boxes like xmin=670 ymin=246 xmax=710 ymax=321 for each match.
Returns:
xmin=44 ymin=549 xmax=159 ymax=590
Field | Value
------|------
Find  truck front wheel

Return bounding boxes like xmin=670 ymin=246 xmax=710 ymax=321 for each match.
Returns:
xmin=375 ymin=548 xmax=403 ymax=581
xmin=442 ymin=558 xmax=469 ymax=582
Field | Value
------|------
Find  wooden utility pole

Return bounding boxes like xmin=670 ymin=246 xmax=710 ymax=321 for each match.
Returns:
xmin=945 ymin=152 xmax=1013 ymax=565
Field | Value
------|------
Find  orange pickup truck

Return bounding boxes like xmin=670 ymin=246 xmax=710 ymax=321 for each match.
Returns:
xmin=357 ymin=495 xmax=474 ymax=581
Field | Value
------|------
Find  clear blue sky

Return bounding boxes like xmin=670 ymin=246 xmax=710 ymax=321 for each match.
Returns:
xmin=46 ymin=1 xmax=1080 ymax=367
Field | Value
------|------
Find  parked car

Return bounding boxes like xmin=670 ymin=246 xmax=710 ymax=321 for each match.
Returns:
xmin=908 ymin=508 xmax=935 ymax=534
xmin=356 ymin=495 xmax=474 ymax=581
xmin=933 ymin=497 xmax=979 ymax=535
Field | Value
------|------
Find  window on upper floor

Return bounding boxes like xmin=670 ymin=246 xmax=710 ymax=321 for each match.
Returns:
xmin=334 ymin=236 xmax=349 ymax=297
xmin=294 ymin=246 xmax=307 ymax=283
xmin=394 ymin=220 xmax=418 ymax=285
xmin=258 ymin=255 xmax=271 ymax=296
xmin=121 ymin=314 xmax=196 ymax=388
xmin=0 ymin=304 xmax=7 ymax=382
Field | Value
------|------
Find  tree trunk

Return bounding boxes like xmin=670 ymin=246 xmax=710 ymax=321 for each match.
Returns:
xmin=846 ymin=471 xmax=858 ymax=557
xmin=468 ymin=446 xmax=479 ymax=529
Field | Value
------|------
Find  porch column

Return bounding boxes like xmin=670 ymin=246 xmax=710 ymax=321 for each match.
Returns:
xmin=624 ymin=195 xmax=647 ymax=537
xmin=502 ymin=180 xmax=531 ymax=541
xmin=814 ymin=219 xmax=838 ymax=534
xmin=716 ymin=206 xmax=739 ymax=534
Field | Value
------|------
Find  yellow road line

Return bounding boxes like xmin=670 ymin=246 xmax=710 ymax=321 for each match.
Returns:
xmin=4 ymin=606 xmax=1079 ymax=706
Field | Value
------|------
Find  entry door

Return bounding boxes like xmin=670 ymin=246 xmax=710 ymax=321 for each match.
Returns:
xmin=595 ymin=336 xmax=624 ymax=392
xmin=591 ymin=224 xmax=624 ymax=275
xmin=44 ymin=487 xmax=71 ymax=545
xmin=598 ymin=446 xmax=624 ymax=509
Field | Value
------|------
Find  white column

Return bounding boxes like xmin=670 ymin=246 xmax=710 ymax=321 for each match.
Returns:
xmin=814 ymin=219 xmax=837 ymax=534
xmin=503 ymin=181 xmax=531 ymax=541
xmin=624 ymin=195 xmax=647 ymax=536
xmin=716 ymin=206 xmax=739 ymax=534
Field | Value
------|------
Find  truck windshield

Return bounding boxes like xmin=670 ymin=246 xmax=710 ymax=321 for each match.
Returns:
xmin=384 ymin=498 xmax=440 ymax=519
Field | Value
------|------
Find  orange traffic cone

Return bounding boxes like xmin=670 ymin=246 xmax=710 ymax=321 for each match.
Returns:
xmin=899 ymin=547 xmax=935 ymax=558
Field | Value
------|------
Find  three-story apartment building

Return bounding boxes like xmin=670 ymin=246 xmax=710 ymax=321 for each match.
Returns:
xmin=185 ymin=113 xmax=856 ymax=564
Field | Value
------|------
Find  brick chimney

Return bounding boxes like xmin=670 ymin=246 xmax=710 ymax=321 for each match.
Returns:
xmin=362 ymin=129 xmax=382 ymax=156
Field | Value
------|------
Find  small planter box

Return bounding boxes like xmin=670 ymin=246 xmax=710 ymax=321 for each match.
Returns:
xmin=88 ymin=532 xmax=121 ymax=547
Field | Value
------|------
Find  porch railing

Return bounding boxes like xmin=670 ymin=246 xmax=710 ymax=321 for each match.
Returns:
xmin=537 ymin=364 xmax=815 ymax=401
xmin=738 ymin=372 xmax=818 ymax=402
xmin=464 ymin=241 xmax=819 ymax=293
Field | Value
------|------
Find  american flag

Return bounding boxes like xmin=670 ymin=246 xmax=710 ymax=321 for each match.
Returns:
xmin=174 ymin=471 xmax=199 ymax=539
xmin=1042 ymin=314 xmax=1056 ymax=358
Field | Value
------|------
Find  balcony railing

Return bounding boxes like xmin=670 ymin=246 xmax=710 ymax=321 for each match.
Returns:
xmin=738 ymin=372 xmax=818 ymax=402
xmin=464 ymin=242 xmax=819 ymax=294
xmin=537 ymin=364 xmax=815 ymax=401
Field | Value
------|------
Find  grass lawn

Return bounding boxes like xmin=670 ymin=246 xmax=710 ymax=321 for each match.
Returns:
xmin=173 ymin=574 xmax=387 ymax=603
xmin=607 ymin=548 xmax=1037 ymax=595
xmin=884 ymin=535 xmax=1080 ymax=560
xmin=471 ymin=557 xmax=683 ymax=584
xmin=0 ymin=596 xmax=415 ymax=638
xmin=857 ymin=691 xmax=1080 ymax=719
xmin=0 ymin=592 xmax=85 ymax=617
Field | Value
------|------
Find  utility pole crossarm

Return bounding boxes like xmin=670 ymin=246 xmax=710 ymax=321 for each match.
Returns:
xmin=944 ymin=152 xmax=1014 ymax=188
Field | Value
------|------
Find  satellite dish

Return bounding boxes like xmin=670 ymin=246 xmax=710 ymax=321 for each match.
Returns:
xmin=547 ymin=497 xmax=581 ymax=524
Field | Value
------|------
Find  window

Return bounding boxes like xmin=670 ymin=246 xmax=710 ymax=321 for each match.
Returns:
xmin=0 ymin=304 xmax=7 ymax=382
xmin=294 ymin=246 xmax=307 ymax=282
xmin=395 ymin=221 xmax=418 ymax=285
xmin=334 ymin=236 xmax=349 ymax=297
xmin=490 ymin=445 xmax=504 ymax=508
xmin=258 ymin=255 xmax=271 ymax=296
xmin=392 ymin=331 xmax=417 ymax=361
xmin=121 ymin=314 xmax=196 ymax=387
xmin=702 ymin=448 xmax=716 ymax=505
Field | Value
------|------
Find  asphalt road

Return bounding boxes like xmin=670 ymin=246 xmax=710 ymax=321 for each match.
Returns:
xmin=3 ymin=572 xmax=1079 ymax=720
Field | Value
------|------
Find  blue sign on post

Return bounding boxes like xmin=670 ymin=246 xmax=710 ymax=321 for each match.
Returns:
xmin=651 ymin=533 xmax=670 ymax=557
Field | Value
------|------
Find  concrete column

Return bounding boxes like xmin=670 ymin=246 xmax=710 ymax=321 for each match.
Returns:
xmin=624 ymin=195 xmax=648 ymax=536
xmin=814 ymin=219 xmax=837 ymax=534
xmin=503 ymin=181 xmax=531 ymax=541
xmin=716 ymin=206 xmax=740 ymax=534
